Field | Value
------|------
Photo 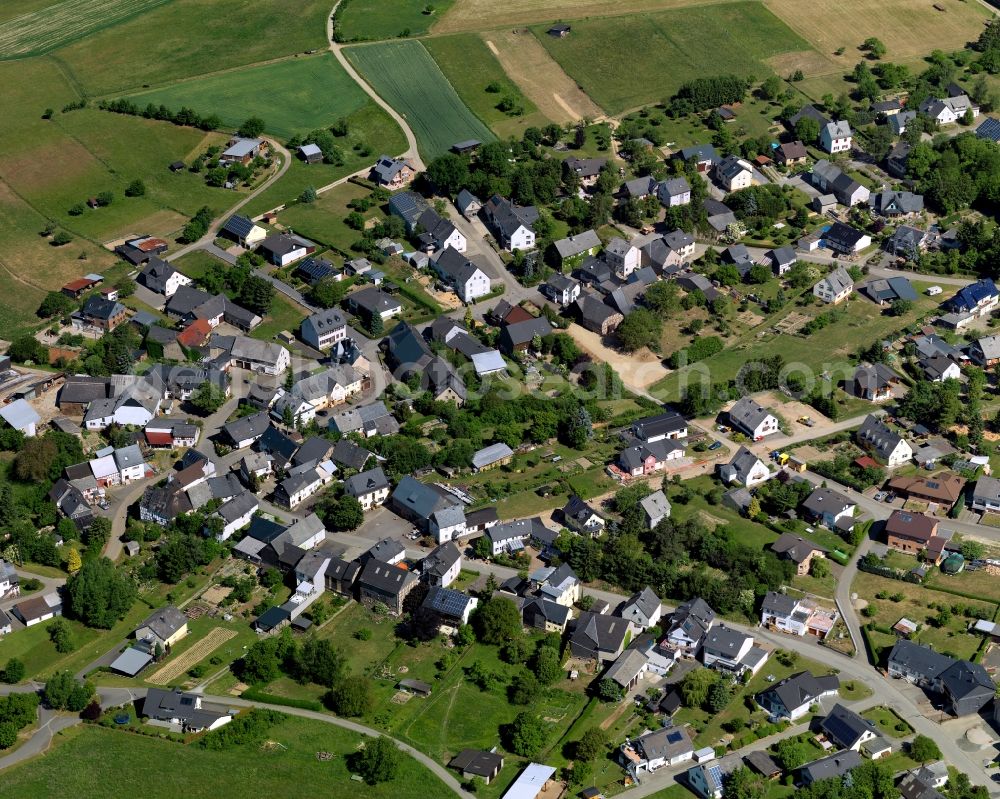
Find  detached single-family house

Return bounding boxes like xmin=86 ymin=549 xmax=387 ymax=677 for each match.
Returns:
xmin=971 ymin=476 xmax=1000 ymax=513
xmin=417 ymin=208 xmax=466 ymax=253
xmin=142 ymin=688 xmax=232 ymax=732
xmin=657 ymin=176 xmax=691 ymax=207
xmin=75 ymin=295 xmax=129 ymax=332
xmin=944 ymin=278 xmax=999 ymax=317
xmin=800 ymin=752 xmax=862 ymax=786
xmin=676 ymin=143 xmax=718 ymax=173
xmin=885 ymin=510 xmax=939 ymax=556
xmin=137 ymin=257 xmax=192 ymax=297
xmin=11 ymin=592 xmax=62 ymax=627
xmin=811 ymin=160 xmax=870 ymax=207
xmin=220 ymin=137 xmax=263 ymax=165
xmin=665 ymin=597 xmax=716 ymax=655
xmin=619 ymin=587 xmax=662 ymax=630
xmin=483 ymin=195 xmax=537 ymax=251
xmin=770 ymin=534 xmax=827 ymax=576
xmin=346 ymin=287 xmax=403 ymax=322
xmin=370 ymin=155 xmax=415 ymax=188
xmin=919 ymin=94 xmax=978 ymax=125
xmin=715 ymin=155 xmax=753 ymax=191
xmin=813 ymin=266 xmax=854 ymax=304
xmin=134 ymin=606 xmax=188 ymax=649
xmin=820 ymin=703 xmax=882 ymax=753
xmin=701 ymin=626 xmax=769 ymax=676
xmin=760 ymin=591 xmax=839 ymax=638
xmin=851 ymin=363 xmax=901 ymax=403
xmin=569 ymin=612 xmax=632 ymax=662
xmin=823 ymin=223 xmax=870 ymax=255
xmin=258 ymin=234 xmax=310 ymax=267
xmin=776 ymin=140 xmax=808 ymax=166
xmin=358 ymin=560 xmax=419 ymax=615
xmin=553 ymin=230 xmax=601 ymax=268
xmin=718 ymin=446 xmax=770 ymax=487
xmin=755 ymin=670 xmax=840 ymax=722
xmin=431 ymin=247 xmax=491 ymax=303
xmin=300 ymin=308 xmax=347 ymax=351
xmin=543 ymin=273 xmax=581 ymax=306
xmin=801 ymin=487 xmax=855 ymax=529
xmin=343 ymin=467 xmax=391 ymax=511
xmin=872 ymin=191 xmax=924 ymax=218
xmin=726 ymin=397 xmax=779 ymax=440
xmin=765 ymin=246 xmax=797 ymax=275
xmin=561 ymin=494 xmax=605 ymax=536
xmin=564 ymin=156 xmax=607 ymax=187
xmin=448 ymin=750 xmax=504 ymax=785
xmin=219 ymin=215 xmax=266 ymax=249
xmin=455 ymin=189 xmax=481 ymax=220
xmin=620 ymin=727 xmax=694 ymax=774
xmin=422 ymin=585 xmax=478 ymax=628
xmin=639 ymin=491 xmax=671 ymax=530
xmin=422 ymin=542 xmax=462 ymax=588
xmin=856 ymin=415 xmax=911 ymax=467
xmin=820 ymin=120 xmax=852 ymax=153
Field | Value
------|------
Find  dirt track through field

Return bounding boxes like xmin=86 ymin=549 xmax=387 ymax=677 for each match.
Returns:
xmin=482 ymin=30 xmax=602 ymax=122
xmin=148 ymin=628 xmax=236 ymax=685
xmin=433 ymin=0 xmax=733 ymax=34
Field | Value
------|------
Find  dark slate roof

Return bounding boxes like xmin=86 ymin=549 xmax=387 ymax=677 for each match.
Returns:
xmin=888 ymin=639 xmax=954 ymax=680
xmin=331 ymin=439 xmax=372 ymax=471
xmin=387 ymin=321 xmax=432 ymax=370
xmin=821 ymin=703 xmax=878 ymax=749
xmin=449 ymin=749 xmax=504 ymax=778
xmin=344 ymin=466 xmax=390 ymax=498
xmin=800 ymin=751 xmax=862 ymax=782
xmin=423 ymin=542 xmax=461 ymax=579
xmin=359 ymin=559 xmax=418 ymax=596
xmin=756 ymin=670 xmax=839 ymax=714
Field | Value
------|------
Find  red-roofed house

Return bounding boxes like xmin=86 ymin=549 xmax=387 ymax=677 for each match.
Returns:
xmin=177 ymin=319 xmax=213 ymax=348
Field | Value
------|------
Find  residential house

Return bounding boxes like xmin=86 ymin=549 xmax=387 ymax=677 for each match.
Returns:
xmin=0 ymin=560 xmax=18 ymax=600
xmin=776 ymin=141 xmax=808 ymax=166
xmin=800 ymin=752 xmax=863 ymax=785
xmin=213 ymin=335 xmax=290 ymax=376
xmin=761 ymin=591 xmax=839 ymax=640
xmin=483 ymin=195 xmax=538 ymax=251
xmin=726 ymin=397 xmax=779 ymax=440
xmin=820 ymin=121 xmax=852 ymax=153
xmin=770 ymin=534 xmax=827 ymax=576
xmin=134 ymin=606 xmax=188 ymax=649
xmin=872 ymin=191 xmax=924 ymax=218
xmin=943 ymin=279 xmax=998 ymax=317
xmin=570 ymin=611 xmax=633 ymax=662
xmin=343 ymin=467 xmax=390 ymax=511
xmin=11 ymin=592 xmax=62 ymax=627
xmin=346 ymin=286 xmax=403 ymax=322
xmin=422 ymin=585 xmax=478 ymax=628
xmin=115 ymin=235 xmax=168 ymax=266
xmin=863 ymin=276 xmax=919 ymax=306
xmin=687 ymin=762 xmax=732 ymax=799
xmin=715 ymin=155 xmax=753 ymax=191
xmin=329 ymin=400 xmax=399 ymax=438
xmin=789 ymin=104 xmax=830 ymax=130
xmin=370 ymin=154 xmax=415 ymax=188
xmin=498 ymin=315 xmax=552 ymax=355
xmin=622 ymin=175 xmax=658 ymax=200
xmin=856 ymin=415 xmax=912 ymax=467
xmin=810 ymin=160 xmax=870 ymax=206
xmin=553 ymin=230 xmax=601 ymax=268
xmin=813 ymin=266 xmax=854 ymax=305
xmin=543 ymin=273 xmax=582 ymax=306
xmin=919 ymin=94 xmax=978 ymax=125
xmin=971 ymin=476 xmax=1000 ymax=513
xmin=221 ymin=410 xmax=271 ymax=449
xmin=274 ymin=465 xmax=335 ymax=509
xmin=639 ymin=491 xmax=671 ymax=530
xmin=455 ymin=189 xmax=482 ymax=220
xmin=969 ymin=334 xmax=1000 ymax=367
xmin=561 ymin=494 xmax=605 ymax=536
xmin=820 ymin=703 xmax=881 ymax=752
xmin=619 ymin=587 xmax=662 ymax=630
xmin=888 ymin=640 xmax=995 ymax=716
xmin=388 ymin=191 xmax=430 ymax=232
xmin=564 ymin=156 xmax=607 ymax=187
xmin=823 ymin=223 xmax=871 ymax=256
xmin=358 ymin=560 xmax=419 ymax=615
xmin=213 ymin=491 xmax=259 ymax=540
xmin=300 ymin=308 xmax=347 ymax=351
xmin=620 ymin=726 xmax=694 ymax=774
xmin=296 ymin=257 xmax=342 ymax=286
xmin=885 ymin=510 xmax=940 ymax=556
xmin=676 ymin=143 xmax=719 ymax=172
xmin=657 ymin=176 xmax=691 ymax=207
xmin=142 ymin=688 xmax=232 ymax=732
xmin=604 ymin=647 xmax=651 ymax=692
xmin=219 ymin=215 xmax=267 ymax=248
xmin=220 ymin=137 xmax=263 ymax=165
xmin=417 ymin=208 xmax=467 ymax=253
xmin=718 ymin=446 xmax=770 ymax=487
xmin=432 ymin=247 xmax=491 ymax=303
xmin=665 ymin=597 xmax=716 ymax=655
xmin=258 ymin=234 xmax=311 ymax=267
xmin=422 ymin=542 xmax=462 ymax=588
xmin=75 ymin=295 xmax=128 ymax=332
xmin=886 ymin=473 xmax=966 ymax=511
xmin=137 ymin=257 xmax=191 ymax=297
xmin=604 ymin=237 xmax=641 ymax=279
xmin=632 ymin=409 xmax=688 ymax=442
xmin=765 ymin=246 xmax=797 ymax=275
xmin=851 ymin=363 xmax=901 ymax=403
xmin=530 ymin=563 xmax=581 ymax=607
xmin=485 ymin=519 xmax=531 ymax=555
xmin=701 ymin=626 xmax=769 ymax=676
xmin=522 ymin=597 xmax=571 ymax=634
xmin=754 ymin=671 xmax=840 ymax=723
xmin=801 ymin=487 xmax=855 ymax=529
xmin=921 ymin=355 xmax=961 ymax=382
xmin=271 ymin=365 xmax=363 ymax=424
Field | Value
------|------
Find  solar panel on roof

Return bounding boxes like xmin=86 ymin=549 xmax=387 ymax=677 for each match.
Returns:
xmin=978 ymin=117 xmax=1000 ymax=141
xmin=667 ymin=731 xmax=683 ymax=743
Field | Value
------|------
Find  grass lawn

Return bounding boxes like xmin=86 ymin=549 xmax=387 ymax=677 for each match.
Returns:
xmin=53 ymin=0 xmax=332 ymax=96
xmin=251 ymin=291 xmax=311 ymax=342
xmin=240 ymin=103 xmax=408 ymax=219
xmin=345 ymin=40 xmax=496 ymax=160
xmin=276 ymin=180 xmax=378 ymax=252
xmin=533 ymin=2 xmax=812 ymax=114
xmin=0 ymin=716 xmax=454 ymax=799
xmin=171 ymin=249 xmax=222 ymax=282
xmin=314 ymin=602 xmax=401 ymax=676
xmin=423 ymin=34 xmax=548 ymax=139
xmin=852 ymin=571 xmax=993 ymax=662
xmin=926 ymin=566 xmax=1000 ymax=606
xmin=126 ymin=53 xmax=370 ymax=141
xmin=861 ymin=706 xmax=913 ymax=739
xmin=335 ymin=0 xmax=454 ymax=41
xmin=837 ymin=679 xmax=873 ymax=701
xmin=669 ymin=475 xmax=779 ymax=551
xmin=652 ymin=289 xmax=940 ymax=402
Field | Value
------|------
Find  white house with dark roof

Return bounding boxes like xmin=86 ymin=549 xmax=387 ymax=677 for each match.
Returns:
xmin=657 ymin=176 xmax=691 ymax=207
xmin=619 ymin=587 xmax=662 ymax=629
xmin=483 ymin=195 xmax=537 ymax=251
xmin=137 ymin=257 xmax=192 ymax=297
xmin=919 ymin=94 xmax=978 ymax=125
xmin=756 ymin=670 xmax=840 ymax=721
xmin=715 ymin=155 xmax=752 ymax=191
xmin=856 ymin=414 xmax=912 ymax=467
xmin=300 ymin=308 xmax=347 ymax=351
xmin=813 ymin=266 xmax=854 ymax=304
xmin=417 ymin=208 xmax=466 ymax=253
xmin=343 ymin=467 xmax=390 ymax=511
xmin=820 ymin=120 xmax=852 ymax=153
xmin=605 ymin=237 xmax=641 ymax=279
xmin=432 ymin=247 xmax=491 ymax=303
xmin=665 ymin=597 xmax=715 ymax=655
xmin=370 ymin=154 xmax=415 ymax=188
xmin=725 ymin=398 xmax=779 ymax=440
xmin=543 ymin=273 xmax=581 ymax=306
xmin=701 ymin=625 xmax=769 ymax=675
xmin=823 ymin=223 xmax=870 ymax=256
xmin=718 ymin=446 xmax=770 ymax=487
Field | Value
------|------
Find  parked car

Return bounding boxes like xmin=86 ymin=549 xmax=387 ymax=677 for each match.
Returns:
xmin=708 ymin=441 xmax=722 ymax=451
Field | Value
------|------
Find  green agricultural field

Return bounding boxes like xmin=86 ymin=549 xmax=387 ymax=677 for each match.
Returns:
xmin=334 ymin=0 xmax=454 ymax=42
xmin=53 ymin=0 xmax=332 ymax=96
xmin=1 ymin=718 xmax=452 ymax=799
xmin=423 ymin=34 xmax=548 ymax=138
xmin=534 ymin=1 xmax=811 ymax=114
xmin=126 ymin=53 xmax=370 ymax=141
xmin=346 ymin=40 xmax=496 ymax=159
xmin=0 ymin=0 xmax=170 ymax=59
